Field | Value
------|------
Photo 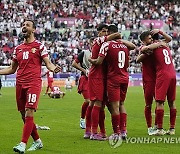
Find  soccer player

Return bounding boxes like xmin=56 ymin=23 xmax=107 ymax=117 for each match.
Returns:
xmin=136 ymin=30 xmax=171 ymax=135
xmin=89 ymin=24 xmax=136 ymax=139
xmin=88 ymin=24 xmax=121 ymax=140
xmin=65 ymin=77 xmax=73 ymax=91
xmin=72 ymin=45 xmax=91 ymax=129
xmin=42 ymin=70 xmax=54 ymax=95
xmin=140 ymin=30 xmax=176 ymax=135
xmin=0 ymin=19 xmax=61 ymax=153
xmin=48 ymin=86 xmax=65 ymax=99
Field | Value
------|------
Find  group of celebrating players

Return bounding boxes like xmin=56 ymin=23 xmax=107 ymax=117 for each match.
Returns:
xmin=73 ymin=24 xmax=177 ymax=142
xmin=0 ymin=19 xmax=177 ymax=153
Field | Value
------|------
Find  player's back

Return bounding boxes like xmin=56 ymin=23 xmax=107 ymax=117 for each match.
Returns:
xmin=89 ymin=36 xmax=107 ymax=79
xmin=139 ymin=45 xmax=156 ymax=82
xmin=106 ymin=40 xmax=129 ymax=82
xmin=153 ymin=46 xmax=176 ymax=80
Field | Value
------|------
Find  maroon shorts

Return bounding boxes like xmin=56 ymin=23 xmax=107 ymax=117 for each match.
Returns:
xmin=143 ymin=81 xmax=155 ymax=105
xmin=16 ymin=83 xmax=41 ymax=111
xmin=88 ymin=78 xmax=104 ymax=102
xmin=107 ymin=79 xmax=128 ymax=102
xmin=155 ymin=78 xmax=176 ymax=102
xmin=78 ymin=75 xmax=89 ymax=99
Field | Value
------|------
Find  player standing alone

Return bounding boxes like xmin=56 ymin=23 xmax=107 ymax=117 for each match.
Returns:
xmin=0 ymin=19 xmax=60 ymax=153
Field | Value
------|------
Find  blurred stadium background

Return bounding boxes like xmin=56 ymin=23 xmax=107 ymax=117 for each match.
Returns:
xmin=0 ymin=0 xmax=180 ymax=88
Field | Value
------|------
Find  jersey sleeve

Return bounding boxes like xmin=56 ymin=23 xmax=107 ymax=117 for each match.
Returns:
xmin=99 ymin=42 xmax=109 ymax=57
xmin=96 ymin=36 xmax=107 ymax=45
xmin=40 ymin=44 xmax=48 ymax=58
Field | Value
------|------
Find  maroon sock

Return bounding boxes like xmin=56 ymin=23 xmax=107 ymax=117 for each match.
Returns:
xmin=144 ymin=106 xmax=152 ymax=128
xmin=120 ymin=113 xmax=127 ymax=132
xmin=85 ymin=106 xmax=93 ymax=133
xmin=21 ymin=117 xmax=34 ymax=143
xmin=170 ymin=108 xmax=177 ymax=129
xmin=31 ymin=123 xmax=40 ymax=141
xmin=99 ymin=110 xmax=106 ymax=134
xmin=81 ymin=102 xmax=89 ymax=119
xmin=91 ymin=106 xmax=100 ymax=134
xmin=156 ymin=109 xmax=164 ymax=129
xmin=111 ymin=114 xmax=120 ymax=134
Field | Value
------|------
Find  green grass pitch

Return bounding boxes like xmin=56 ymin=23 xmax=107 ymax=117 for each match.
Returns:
xmin=0 ymin=86 xmax=180 ymax=154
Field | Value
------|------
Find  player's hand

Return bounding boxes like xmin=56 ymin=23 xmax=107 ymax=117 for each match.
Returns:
xmin=85 ymin=69 xmax=89 ymax=77
xmin=151 ymin=29 xmax=160 ymax=35
xmin=159 ymin=41 xmax=168 ymax=47
xmin=53 ymin=65 xmax=61 ymax=73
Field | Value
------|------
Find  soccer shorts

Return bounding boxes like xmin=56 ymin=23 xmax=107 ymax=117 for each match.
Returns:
xmin=78 ymin=75 xmax=89 ymax=99
xmin=88 ymin=78 xmax=104 ymax=102
xmin=155 ymin=78 xmax=176 ymax=102
xmin=16 ymin=83 xmax=41 ymax=111
xmin=143 ymin=81 xmax=155 ymax=105
xmin=107 ymin=79 xmax=128 ymax=102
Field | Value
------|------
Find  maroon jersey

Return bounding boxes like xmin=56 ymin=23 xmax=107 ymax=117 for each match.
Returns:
xmin=139 ymin=45 xmax=156 ymax=82
xmin=153 ymin=46 xmax=176 ymax=80
xmin=89 ymin=36 xmax=107 ymax=79
xmin=12 ymin=40 xmax=48 ymax=84
xmin=99 ymin=40 xmax=129 ymax=83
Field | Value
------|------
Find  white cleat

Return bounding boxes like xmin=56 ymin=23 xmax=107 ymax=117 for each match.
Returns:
xmin=148 ymin=127 xmax=156 ymax=136
xmin=154 ymin=129 xmax=166 ymax=136
xmin=36 ymin=124 xmax=50 ymax=130
xmin=80 ymin=118 xmax=86 ymax=129
xmin=13 ymin=142 xmax=26 ymax=154
xmin=27 ymin=140 xmax=43 ymax=151
xmin=166 ymin=129 xmax=175 ymax=135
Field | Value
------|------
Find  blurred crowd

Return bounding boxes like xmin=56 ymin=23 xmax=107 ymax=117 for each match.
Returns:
xmin=0 ymin=0 xmax=180 ymax=73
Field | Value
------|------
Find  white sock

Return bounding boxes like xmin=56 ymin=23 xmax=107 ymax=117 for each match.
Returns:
xmin=35 ymin=138 xmax=42 ymax=143
xmin=20 ymin=142 xmax=26 ymax=147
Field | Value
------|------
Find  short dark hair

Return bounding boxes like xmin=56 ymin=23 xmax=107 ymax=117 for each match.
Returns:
xmin=97 ymin=24 xmax=108 ymax=31
xmin=152 ymin=33 xmax=159 ymax=40
xmin=108 ymin=24 xmax=118 ymax=33
xmin=22 ymin=19 xmax=36 ymax=29
xmin=139 ymin=30 xmax=151 ymax=41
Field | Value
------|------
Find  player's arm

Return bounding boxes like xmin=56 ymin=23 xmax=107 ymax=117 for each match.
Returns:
xmin=136 ymin=53 xmax=148 ymax=63
xmin=43 ymin=57 xmax=61 ymax=73
xmin=141 ymin=41 xmax=167 ymax=53
xmin=106 ymin=32 xmax=121 ymax=41
xmin=151 ymin=29 xmax=172 ymax=43
xmin=0 ymin=60 xmax=18 ymax=75
xmin=88 ymin=56 xmax=104 ymax=65
xmin=120 ymin=40 xmax=136 ymax=50
xmin=72 ymin=60 xmax=86 ymax=75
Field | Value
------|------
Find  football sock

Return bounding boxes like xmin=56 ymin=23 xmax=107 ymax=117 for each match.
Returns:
xmin=21 ymin=117 xmax=34 ymax=143
xmin=99 ymin=110 xmax=106 ymax=134
xmin=120 ymin=113 xmax=127 ymax=132
xmin=91 ymin=106 xmax=100 ymax=134
xmin=156 ymin=109 xmax=164 ymax=129
xmin=31 ymin=123 xmax=40 ymax=141
xmin=144 ymin=106 xmax=152 ymax=128
xmin=81 ymin=102 xmax=89 ymax=119
xmin=111 ymin=114 xmax=120 ymax=134
xmin=85 ymin=106 xmax=93 ymax=133
xmin=170 ymin=108 xmax=176 ymax=129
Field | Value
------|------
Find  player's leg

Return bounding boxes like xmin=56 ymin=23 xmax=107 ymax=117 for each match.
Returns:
xmin=119 ymin=83 xmax=128 ymax=139
xmin=80 ymin=98 xmax=89 ymax=129
xmin=24 ymin=84 xmax=43 ymax=151
xmin=0 ymin=79 xmax=2 ymax=95
xmin=167 ymin=78 xmax=176 ymax=135
xmin=154 ymin=80 xmax=169 ymax=135
xmin=84 ymin=101 xmax=94 ymax=139
xmin=143 ymin=81 xmax=155 ymax=135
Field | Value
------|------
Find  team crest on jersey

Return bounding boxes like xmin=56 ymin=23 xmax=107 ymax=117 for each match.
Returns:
xmin=31 ymin=48 xmax=37 ymax=53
